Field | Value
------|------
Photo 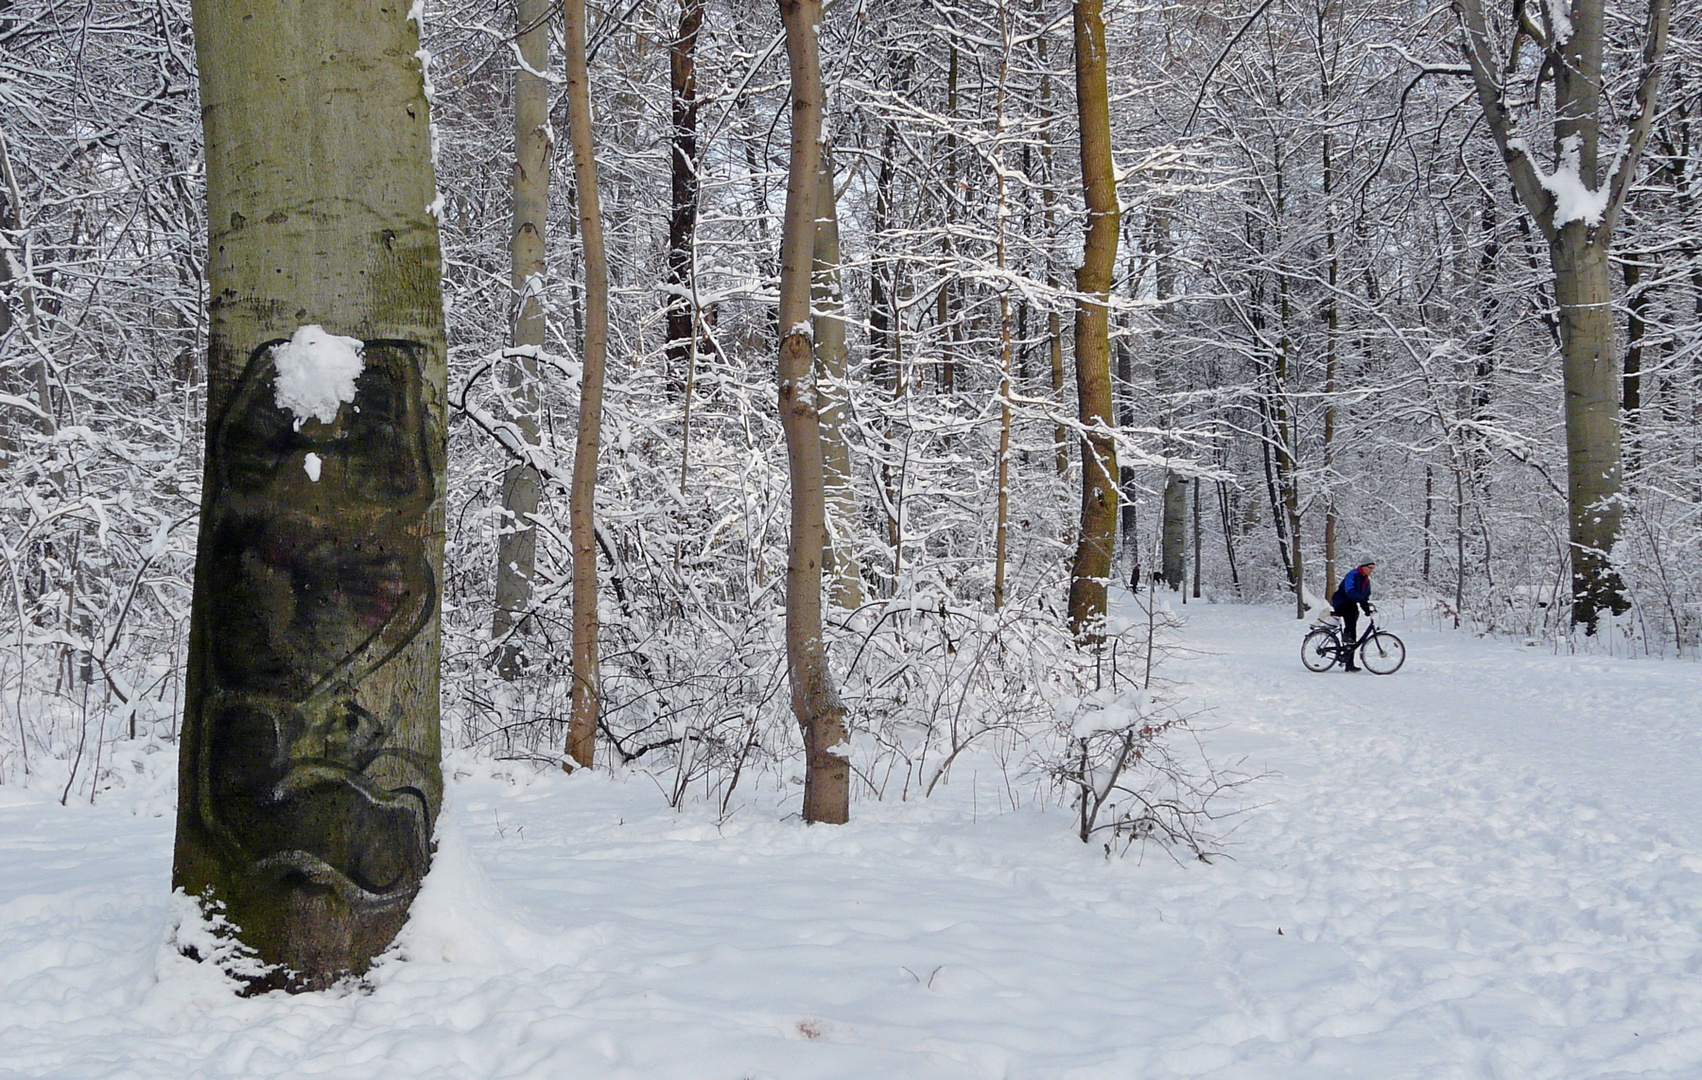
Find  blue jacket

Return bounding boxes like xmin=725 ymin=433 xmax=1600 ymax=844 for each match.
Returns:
xmin=1332 ymin=567 xmax=1371 ymax=609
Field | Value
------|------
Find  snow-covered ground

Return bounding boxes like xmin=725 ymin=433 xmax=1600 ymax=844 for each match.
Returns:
xmin=4 ymin=600 xmax=1702 ymax=1079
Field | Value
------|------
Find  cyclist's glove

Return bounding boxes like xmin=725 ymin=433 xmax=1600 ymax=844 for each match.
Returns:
xmin=1362 ymin=602 xmax=1376 ymax=615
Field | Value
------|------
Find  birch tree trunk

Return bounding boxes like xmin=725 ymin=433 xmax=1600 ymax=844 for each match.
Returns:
xmin=778 ymin=0 xmax=849 ymax=823
xmin=1065 ymin=0 xmax=1120 ymax=640
xmin=174 ymin=0 xmax=446 ymax=989
xmin=564 ymin=0 xmax=608 ymax=768
xmin=492 ymin=0 xmax=553 ymax=680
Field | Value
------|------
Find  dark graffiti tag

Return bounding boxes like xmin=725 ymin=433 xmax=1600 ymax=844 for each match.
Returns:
xmin=194 ymin=339 xmax=438 ymax=917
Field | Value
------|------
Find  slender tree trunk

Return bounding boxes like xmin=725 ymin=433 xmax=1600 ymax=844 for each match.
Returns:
xmin=1322 ymin=124 xmax=1338 ymax=600
xmin=492 ymin=0 xmax=553 ymax=680
xmin=868 ymin=109 xmax=904 ymax=587
xmin=1276 ymin=276 xmax=1304 ymax=618
xmin=1423 ymin=464 xmax=1434 ymax=582
xmin=1116 ymin=338 xmax=1137 ymax=570
xmin=664 ymin=0 xmax=703 ymax=397
xmin=1150 ymin=208 xmax=1186 ymax=590
xmin=1191 ymin=475 xmax=1202 ymax=598
xmin=0 ymin=125 xmax=54 ymax=440
xmin=563 ymin=0 xmax=608 ymax=769
xmin=937 ymin=39 xmax=959 ymax=395
xmin=1035 ymin=9 xmax=1069 ymax=481
xmin=174 ymin=0 xmax=446 ymax=988
xmin=777 ymin=0 xmax=848 ymax=823
xmin=1065 ymin=0 xmax=1119 ymax=641
xmin=993 ymin=7 xmax=1014 ymax=611
xmin=1623 ymin=257 xmax=1645 ymax=474
xmin=811 ymin=140 xmax=860 ymax=609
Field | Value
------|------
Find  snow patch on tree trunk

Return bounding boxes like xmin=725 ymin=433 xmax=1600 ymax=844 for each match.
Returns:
xmin=272 ymin=325 xmax=366 ymax=428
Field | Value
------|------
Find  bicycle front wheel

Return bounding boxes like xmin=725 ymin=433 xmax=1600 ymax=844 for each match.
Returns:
xmin=1301 ymin=628 xmax=1339 ymax=672
xmin=1360 ymin=631 xmax=1406 ymax=675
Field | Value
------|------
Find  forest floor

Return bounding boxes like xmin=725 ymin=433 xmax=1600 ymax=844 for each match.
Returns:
xmin=3 ymin=599 xmax=1702 ymax=1079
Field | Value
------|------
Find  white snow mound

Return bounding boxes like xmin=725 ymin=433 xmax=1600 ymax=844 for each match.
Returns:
xmin=272 ymin=325 xmax=365 ymax=427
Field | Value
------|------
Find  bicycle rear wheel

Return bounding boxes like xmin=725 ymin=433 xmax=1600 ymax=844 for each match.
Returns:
xmin=1301 ymin=628 xmax=1339 ymax=672
xmin=1359 ymin=631 xmax=1406 ymax=675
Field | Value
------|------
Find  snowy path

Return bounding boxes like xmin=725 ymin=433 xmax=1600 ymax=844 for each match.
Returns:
xmin=3 ymin=601 xmax=1701 ymax=1078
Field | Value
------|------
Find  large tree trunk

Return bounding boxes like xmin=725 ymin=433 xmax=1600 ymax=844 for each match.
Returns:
xmin=1454 ymin=0 xmax=1670 ymax=627
xmin=1552 ymin=228 xmax=1625 ymax=625
xmin=491 ymin=0 xmax=553 ymax=680
xmin=174 ymin=0 xmax=446 ymax=989
xmin=563 ymin=0 xmax=608 ymax=769
xmin=778 ymin=0 xmax=849 ymax=823
xmin=812 ymin=140 xmax=861 ymax=610
xmin=1065 ymin=0 xmax=1120 ymax=640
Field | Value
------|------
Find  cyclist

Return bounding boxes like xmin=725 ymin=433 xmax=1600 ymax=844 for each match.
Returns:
xmin=1330 ymin=561 xmax=1376 ymax=672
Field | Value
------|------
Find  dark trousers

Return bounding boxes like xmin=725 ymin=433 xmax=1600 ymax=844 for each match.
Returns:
xmin=1333 ymin=603 xmax=1360 ymax=656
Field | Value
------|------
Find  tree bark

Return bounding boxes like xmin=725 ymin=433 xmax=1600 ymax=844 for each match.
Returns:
xmin=1453 ymin=0 xmax=1671 ymax=626
xmin=492 ymin=0 xmax=553 ymax=680
xmin=812 ymin=140 xmax=861 ymax=610
xmin=174 ymin=0 xmax=446 ymax=989
xmin=1037 ymin=23 xmax=1069 ymax=481
xmin=1065 ymin=0 xmax=1120 ymax=641
xmin=994 ymin=7 xmax=1014 ymax=611
xmin=1150 ymin=208 xmax=1186 ymax=590
xmin=778 ymin=0 xmax=848 ymax=823
xmin=564 ymin=0 xmax=608 ymax=769
xmin=1162 ymin=472 xmax=1187 ymax=588
xmin=1192 ymin=475 xmax=1202 ymax=598
xmin=1552 ymin=228 xmax=1625 ymax=625
xmin=664 ymin=0 xmax=703 ymax=397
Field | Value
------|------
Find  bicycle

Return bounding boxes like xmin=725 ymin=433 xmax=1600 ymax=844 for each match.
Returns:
xmin=1301 ymin=611 xmax=1406 ymax=675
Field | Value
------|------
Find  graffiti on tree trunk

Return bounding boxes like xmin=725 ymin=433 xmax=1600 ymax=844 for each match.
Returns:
xmin=189 ymin=338 xmax=438 ymax=920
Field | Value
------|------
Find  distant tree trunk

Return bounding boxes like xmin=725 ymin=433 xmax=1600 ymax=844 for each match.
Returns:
xmin=564 ymin=0 xmax=608 ymax=769
xmin=1151 ymin=208 xmax=1186 ymax=591
xmin=1065 ymin=0 xmax=1120 ymax=640
xmin=664 ymin=0 xmax=704 ymax=396
xmin=1422 ymin=464 xmax=1434 ymax=582
xmin=936 ymin=39 xmax=960 ymax=395
xmin=1455 ymin=0 xmax=1671 ymax=628
xmin=1623 ymin=259 xmax=1645 ymax=418
xmin=994 ymin=10 xmax=1014 ymax=611
xmin=1276 ymin=273 xmax=1304 ymax=618
xmin=868 ymin=107 xmax=905 ymax=586
xmin=1322 ymin=120 xmax=1338 ymax=600
xmin=492 ymin=0 xmax=553 ymax=680
xmin=174 ymin=0 xmax=446 ymax=989
xmin=811 ymin=140 xmax=861 ymax=609
xmin=0 ymin=125 xmax=53 ymax=440
xmin=778 ymin=0 xmax=848 ymax=823
xmin=1115 ymin=336 xmax=1137 ymax=572
xmin=1192 ymin=475 xmax=1202 ymax=598
xmin=1217 ymin=479 xmax=1240 ymax=594
xmin=1162 ymin=473 xmax=1186 ymax=588
xmin=1034 ymin=2 xmax=1069 ymax=480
